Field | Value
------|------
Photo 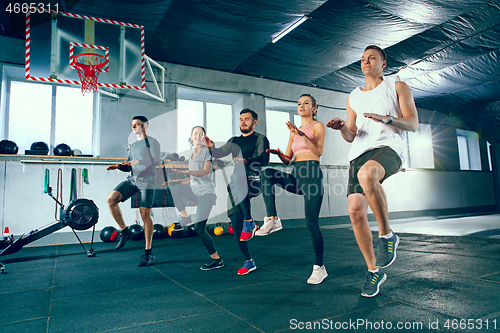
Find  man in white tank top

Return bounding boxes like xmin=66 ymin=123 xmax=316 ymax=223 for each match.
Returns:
xmin=327 ymin=45 xmax=419 ymax=297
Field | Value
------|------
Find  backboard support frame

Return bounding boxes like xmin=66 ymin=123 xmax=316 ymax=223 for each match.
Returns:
xmin=25 ymin=9 xmax=165 ymax=102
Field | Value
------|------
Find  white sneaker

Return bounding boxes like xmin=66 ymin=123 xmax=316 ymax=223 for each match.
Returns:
xmin=255 ymin=217 xmax=283 ymax=236
xmin=307 ymin=265 xmax=328 ymax=284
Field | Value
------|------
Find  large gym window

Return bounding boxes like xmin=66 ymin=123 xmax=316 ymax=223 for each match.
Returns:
xmin=457 ymin=129 xmax=481 ymax=171
xmin=55 ymin=86 xmax=94 ymax=154
xmin=265 ymin=99 xmax=299 ymax=163
xmin=177 ymin=88 xmax=237 ymax=155
xmin=8 ymin=81 xmax=52 ymax=154
xmin=8 ymin=81 xmax=94 ymax=155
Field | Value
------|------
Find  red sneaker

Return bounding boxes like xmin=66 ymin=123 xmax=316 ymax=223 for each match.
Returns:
xmin=237 ymin=260 xmax=256 ymax=275
xmin=239 ymin=220 xmax=256 ymax=241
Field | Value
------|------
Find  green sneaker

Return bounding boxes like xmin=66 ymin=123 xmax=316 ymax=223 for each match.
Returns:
xmin=361 ymin=269 xmax=387 ymax=297
xmin=376 ymin=233 xmax=399 ymax=268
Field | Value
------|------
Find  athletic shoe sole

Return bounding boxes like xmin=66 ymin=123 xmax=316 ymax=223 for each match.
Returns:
xmin=378 ymin=236 xmax=400 ymax=269
xmin=237 ymin=266 xmax=257 ymax=275
xmin=307 ymin=272 xmax=328 ymax=285
xmin=240 ymin=226 xmax=256 ymax=241
xmin=200 ymin=264 xmax=225 ymax=271
xmin=270 ymin=226 xmax=283 ymax=233
xmin=256 ymin=225 xmax=283 ymax=236
xmin=361 ymin=274 xmax=387 ymax=297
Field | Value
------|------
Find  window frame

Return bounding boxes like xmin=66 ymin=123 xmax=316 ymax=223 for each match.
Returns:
xmin=457 ymin=129 xmax=482 ymax=171
xmin=176 ymin=87 xmax=238 ymax=153
xmin=2 ymin=74 xmax=99 ymax=156
xmin=265 ymin=98 xmax=299 ymax=162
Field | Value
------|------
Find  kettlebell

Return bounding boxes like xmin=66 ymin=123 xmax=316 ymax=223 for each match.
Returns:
xmin=214 ymin=223 xmax=224 ymax=236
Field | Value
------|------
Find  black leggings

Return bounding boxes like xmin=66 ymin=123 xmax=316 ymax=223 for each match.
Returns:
xmin=228 ymin=183 xmax=261 ymax=261
xmin=168 ymin=183 xmax=217 ymax=255
xmin=230 ymin=212 xmax=251 ymax=261
xmin=229 ymin=173 xmax=261 ymax=221
xmin=261 ymin=161 xmax=324 ymax=266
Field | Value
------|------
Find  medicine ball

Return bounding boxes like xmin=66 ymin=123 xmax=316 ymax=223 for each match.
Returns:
xmin=0 ymin=140 xmax=19 ymax=155
xmin=186 ymin=225 xmax=198 ymax=237
xmin=170 ymin=152 xmax=179 ymax=161
xmin=100 ymin=226 xmax=119 ymax=243
xmin=129 ymin=224 xmax=144 ymax=240
xmin=54 ymin=143 xmax=72 ymax=156
xmin=179 ymin=156 xmax=185 ymax=161
xmin=31 ymin=141 xmax=49 ymax=153
xmin=228 ymin=223 xmax=234 ymax=235
xmin=72 ymin=149 xmax=82 ymax=156
xmin=153 ymin=224 xmax=166 ymax=239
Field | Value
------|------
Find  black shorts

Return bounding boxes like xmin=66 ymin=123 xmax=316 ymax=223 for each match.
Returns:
xmin=113 ymin=176 xmax=155 ymax=208
xmin=347 ymin=146 xmax=402 ymax=196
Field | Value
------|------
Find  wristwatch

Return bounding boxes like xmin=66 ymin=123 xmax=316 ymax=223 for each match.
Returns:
xmin=386 ymin=115 xmax=393 ymax=125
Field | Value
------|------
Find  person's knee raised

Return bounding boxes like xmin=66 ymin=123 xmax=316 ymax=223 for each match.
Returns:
xmin=357 ymin=166 xmax=377 ymax=189
xmin=107 ymin=192 xmax=120 ymax=206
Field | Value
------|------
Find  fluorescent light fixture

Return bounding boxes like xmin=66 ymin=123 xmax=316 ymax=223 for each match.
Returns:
xmin=272 ymin=16 xmax=309 ymax=43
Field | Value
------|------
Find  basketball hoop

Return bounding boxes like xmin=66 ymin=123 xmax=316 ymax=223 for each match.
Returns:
xmin=73 ymin=53 xmax=108 ymax=95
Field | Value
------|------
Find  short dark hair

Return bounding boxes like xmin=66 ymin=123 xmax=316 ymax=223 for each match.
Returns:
xmin=191 ymin=125 xmax=206 ymax=135
xmin=132 ymin=115 xmax=149 ymax=125
xmin=364 ymin=45 xmax=387 ymax=62
xmin=240 ymin=108 xmax=258 ymax=121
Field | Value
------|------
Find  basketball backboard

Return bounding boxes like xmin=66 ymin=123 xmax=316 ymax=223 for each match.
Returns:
xmin=26 ymin=9 xmax=145 ymax=90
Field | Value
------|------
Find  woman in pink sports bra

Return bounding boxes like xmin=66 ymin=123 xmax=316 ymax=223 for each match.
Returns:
xmin=257 ymin=94 xmax=328 ymax=285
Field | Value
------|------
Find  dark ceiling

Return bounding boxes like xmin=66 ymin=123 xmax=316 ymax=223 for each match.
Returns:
xmin=2 ymin=0 xmax=500 ymax=142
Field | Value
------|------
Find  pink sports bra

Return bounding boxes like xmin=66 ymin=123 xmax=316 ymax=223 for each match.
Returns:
xmin=292 ymin=121 xmax=316 ymax=155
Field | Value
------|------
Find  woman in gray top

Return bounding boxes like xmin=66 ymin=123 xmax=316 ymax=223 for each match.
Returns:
xmin=164 ymin=126 xmax=223 ymax=270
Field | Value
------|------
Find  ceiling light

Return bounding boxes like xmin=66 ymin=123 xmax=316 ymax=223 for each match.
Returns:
xmin=272 ymin=16 xmax=309 ymax=44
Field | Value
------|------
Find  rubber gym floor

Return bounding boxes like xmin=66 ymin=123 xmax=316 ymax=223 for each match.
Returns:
xmin=1 ymin=221 xmax=499 ymax=333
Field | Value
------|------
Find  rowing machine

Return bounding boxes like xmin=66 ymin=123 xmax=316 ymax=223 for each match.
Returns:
xmin=0 ymin=168 xmax=99 ymax=274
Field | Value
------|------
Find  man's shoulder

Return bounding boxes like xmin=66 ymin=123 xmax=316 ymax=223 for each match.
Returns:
xmin=253 ymin=132 xmax=269 ymax=141
xmin=394 ymin=80 xmax=409 ymax=90
xmin=147 ymin=136 xmax=160 ymax=144
xmin=349 ymin=85 xmax=362 ymax=95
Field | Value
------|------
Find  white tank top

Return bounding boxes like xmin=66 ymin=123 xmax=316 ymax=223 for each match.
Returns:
xmin=348 ymin=75 xmax=406 ymax=163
